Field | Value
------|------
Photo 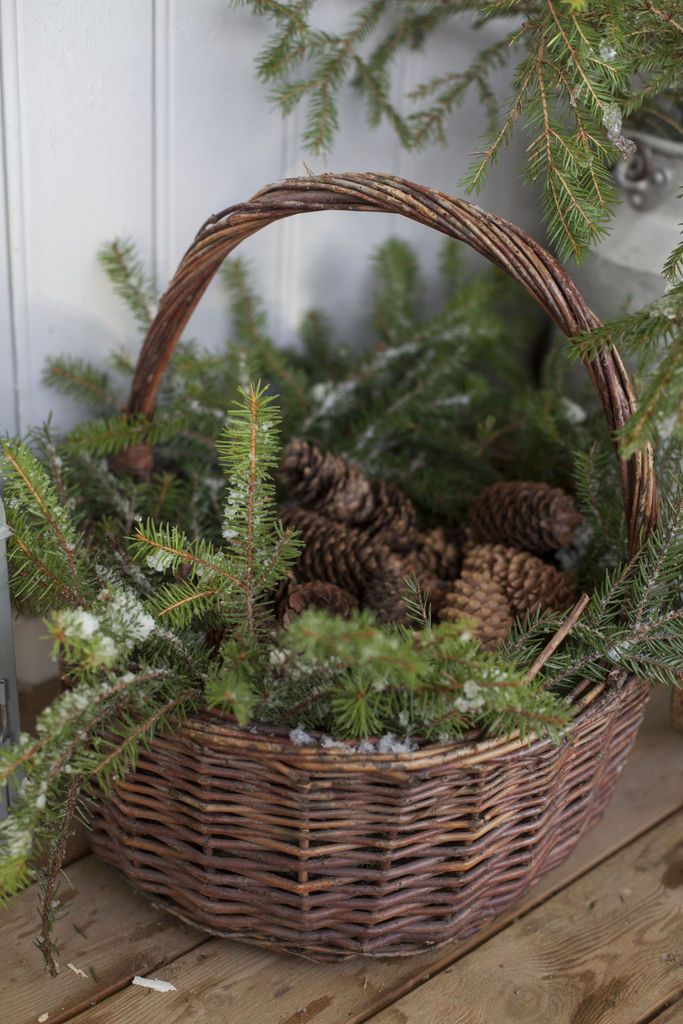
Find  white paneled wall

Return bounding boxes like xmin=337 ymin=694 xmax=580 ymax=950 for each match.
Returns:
xmin=0 ymin=0 xmax=543 ymax=438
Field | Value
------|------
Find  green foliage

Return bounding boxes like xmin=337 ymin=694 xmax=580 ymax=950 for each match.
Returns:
xmin=98 ymin=239 xmax=157 ymax=332
xmin=0 ymin=438 xmax=89 ymax=611
xmin=293 ymin=237 xmax=603 ymax=519
xmin=63 ymin=413 xmax=188 ymax=459
xmin=236 ymin=0 xmax=683 ymax=263
xmin=266 ymin=610 xmax=571 ymax=742
xmin=43 ymin=356 xmax=122 ymax=413
xmin=221 ymin=259 xmax=312 ymax=432
xmin=573 ymin=269 xmax=683 ymax=455
xmin=132 ymin=383 xmax=300 ymax=637
xmin=505 ymin=472 xmax=683 ymax=692
xmin=236 ymin=0 xmax=683 ymax=450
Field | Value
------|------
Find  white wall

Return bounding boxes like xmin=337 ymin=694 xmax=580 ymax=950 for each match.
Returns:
xmin=0 ymin=0 xmax=543 ymax=439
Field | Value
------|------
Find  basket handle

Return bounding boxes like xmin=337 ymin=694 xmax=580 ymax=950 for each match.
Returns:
xmin=124 ymin=172 xmax=658 ymax=556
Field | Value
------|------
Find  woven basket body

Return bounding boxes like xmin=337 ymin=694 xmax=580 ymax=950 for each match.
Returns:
xmin=91 ymin=677 xmax=648 ymax=958
xmin=91 ymin=173 xmax=658 ymax=959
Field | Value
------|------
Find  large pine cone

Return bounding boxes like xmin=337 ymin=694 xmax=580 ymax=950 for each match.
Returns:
xmin=280 ymin=506 xmax=389 ymax=596
xmin=281 ymin=506 xmax=419 ymax=625
xmin=468 ymin=481 xmax=582 ymax=555
xmin=280 ymin=439 xmax=418 ymax=552
xmin=277 ymin=580 xmax=358 ymax=627
xmin=441 ymin=570 xmax=513 ymax=651
xmin=463 ymin=543 xmax=576 ymax=617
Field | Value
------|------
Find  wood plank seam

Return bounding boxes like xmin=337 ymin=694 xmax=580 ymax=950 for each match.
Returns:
xmin=641 ymin=992 xmax=683 ymax=1024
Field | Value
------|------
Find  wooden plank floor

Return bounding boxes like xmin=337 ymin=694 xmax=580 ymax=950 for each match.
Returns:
xmin=2 ymin=688 xmax=681 ymax=1024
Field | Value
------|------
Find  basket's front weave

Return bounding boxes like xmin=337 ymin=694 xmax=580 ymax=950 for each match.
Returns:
xmin=91 ymin=676 xmax=648 ymax=959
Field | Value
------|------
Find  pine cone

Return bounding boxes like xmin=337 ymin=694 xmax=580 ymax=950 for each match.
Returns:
xmin=363 ymin=561 xmax=413 ymax=625
xmin=277 ymin=580 xmax=358 ymax=627
xmin=280 ymin=439 xmax=418 ymax=552
xmin=441 ymin=570 xmax=513 ymax=651
xmin=279 ymin=506 xmax=390 ymax=597
xmin=416 ymin=526 xmax=462 ymax=579
xmin=463 ymin=543 xmax=576 ymax=617
xmin=468 ymin=481 xmax=582 ymax=555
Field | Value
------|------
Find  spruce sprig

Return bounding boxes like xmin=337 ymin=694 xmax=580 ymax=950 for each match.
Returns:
xmin=277 ymin=609 xmax=572 ymax=742
xmin=237 ymin=0 xmax=683 ymax=262
xmin=132 ymin=382 xmax=300 ymax=637
xmin=43 ymin=356 xmax=123 ymax=413
xmin=97 ymin=238 xmax=158 ymax=332
xmin=0 ymin=439 xmax=88 ymax=610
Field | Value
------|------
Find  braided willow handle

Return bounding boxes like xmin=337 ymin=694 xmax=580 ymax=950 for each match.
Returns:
xmin=125 ymin=172 xmax=657 ymax=555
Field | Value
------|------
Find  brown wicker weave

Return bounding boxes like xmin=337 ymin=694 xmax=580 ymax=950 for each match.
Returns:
xmin=91 ymin=173 xmax=657 ymax=960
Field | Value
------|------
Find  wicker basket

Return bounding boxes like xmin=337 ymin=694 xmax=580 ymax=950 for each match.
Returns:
xmin=91 ymin=173 xmax=657 ymax=960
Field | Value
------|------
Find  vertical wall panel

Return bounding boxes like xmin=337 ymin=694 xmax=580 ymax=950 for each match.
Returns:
xmin=160 ymin=0 xmax=289 ymax=352
xmin=0 ymin=2 xmax=546 ymax=436
xmin=0 ymin=0 xmax=155 ymax=434
xmin=0 ymin=17 xmax=18 ymax=435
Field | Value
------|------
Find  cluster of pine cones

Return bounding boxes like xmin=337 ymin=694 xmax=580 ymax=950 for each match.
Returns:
xmin=276 ymin=440 xmax=582 ymax=650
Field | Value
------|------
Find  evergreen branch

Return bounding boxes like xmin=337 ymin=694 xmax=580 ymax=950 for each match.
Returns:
xmin=92 ymin=691 xmax=200 ymax=780
xmin=9 ymin=534 xmax=79 ymax=607
xmin=254 ymin=525 xmax=297 ymax=590
xmin=132 ymin=523 xmax=240 ymax=585
xmin=98 ymin=239 xmax=157 ymax=331
xmin=2 ymin=449 xmax=76 ymax=573
xmin=155 ymin=586 xmax=222 ymax=620
xmin=64 ymin=413 xmax=187 ymax=459
xmin=43 ymin=357 xmax=123 ymax=412
xmin=527 ymin=593 xmax=590 ymax=680
xmin=644 ymin=1 xmax=683 ymax=34
xmin=238 ymin=0 xmax=678 ymax=262
xmin=1 ymin=442 xmax=83 ymax=605
xmin=222 ymin=259 xmax=311 ymax=426
xmin=35 ymin=776 xmax=81 ymax=977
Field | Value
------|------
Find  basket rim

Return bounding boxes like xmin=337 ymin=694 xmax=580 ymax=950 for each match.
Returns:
xmin=167 ymin=675 xmax=647 ymax=773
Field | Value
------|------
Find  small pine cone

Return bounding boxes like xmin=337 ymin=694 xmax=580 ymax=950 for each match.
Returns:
xmin=441 ymin=570 xmax=513 ymax=651
xmin=280 ymin=439 xmax=418 ymax=552
xmin=416 ymin=526 xmax=462 ymax=579
xmin=280 ymin=506 xmax=390 ymax=597
xmin=278 ymin=580 xmax=358 ymax=627
xmin=463 ymin=543 xmax=577 ymax=616
xmin=468 ymin=480 xmax=582 ymax=555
